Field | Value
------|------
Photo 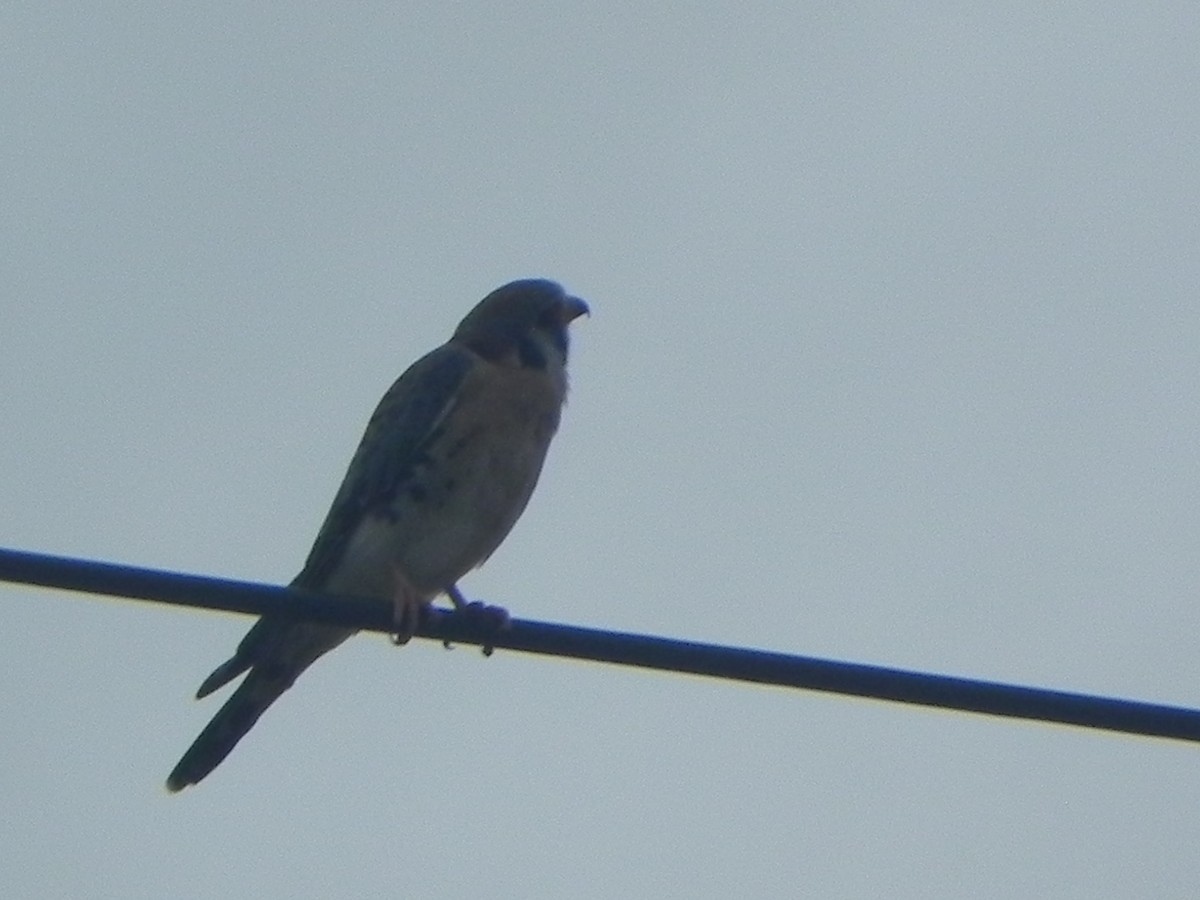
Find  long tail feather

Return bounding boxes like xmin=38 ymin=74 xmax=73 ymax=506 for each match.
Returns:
xmin=166 ymin=666 xmax=294 ymax=792
xmin=194 ymin=654 xmax=252 ymax=700
xmin=168 ymin=620 xmax=355 ymax=791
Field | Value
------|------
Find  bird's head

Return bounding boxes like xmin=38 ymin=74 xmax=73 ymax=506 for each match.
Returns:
xmin=452 ymin=279 xmax=589 ymax=372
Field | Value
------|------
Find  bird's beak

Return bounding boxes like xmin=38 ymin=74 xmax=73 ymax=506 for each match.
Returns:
xmin=560 ymin=295 xmax=590 ymax=324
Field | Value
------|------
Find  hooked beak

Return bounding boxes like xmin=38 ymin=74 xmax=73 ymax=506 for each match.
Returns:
xmin=560 ymin=295 xmax=590 ymax=324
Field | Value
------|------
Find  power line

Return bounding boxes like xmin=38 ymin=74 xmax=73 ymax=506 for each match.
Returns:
xmin=2 ymin=545 xmax=1197 ymax=744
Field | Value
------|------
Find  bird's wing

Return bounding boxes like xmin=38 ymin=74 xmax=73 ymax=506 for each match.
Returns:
xmin=293 ymin=343 xmax=476 ymax=591
xmin=192 ymin=344 xmax=476 ymax=700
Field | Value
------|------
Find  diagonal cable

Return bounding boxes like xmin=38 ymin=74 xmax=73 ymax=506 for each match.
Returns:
xmin=1 ymin=545 xmax=1197 ymax=743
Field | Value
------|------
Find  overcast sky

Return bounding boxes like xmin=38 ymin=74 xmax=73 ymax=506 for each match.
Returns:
xmin=3 ymin=4 xmax=1200 ymax=898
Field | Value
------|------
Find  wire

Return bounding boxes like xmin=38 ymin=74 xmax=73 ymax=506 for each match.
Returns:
xmin=2 ymin=545 xmax=1197 ymax=744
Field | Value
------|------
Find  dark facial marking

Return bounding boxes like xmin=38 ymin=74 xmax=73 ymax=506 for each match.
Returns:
xmin=516 ymin=335 xmax=548 ymax=370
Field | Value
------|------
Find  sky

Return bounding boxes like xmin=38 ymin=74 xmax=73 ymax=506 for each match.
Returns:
xmin=3 ymin=3 xmax=1200 ymax=898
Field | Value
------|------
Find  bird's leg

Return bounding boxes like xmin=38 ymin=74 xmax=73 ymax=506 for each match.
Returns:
xmin=445 ymin=582 xmax=510 ymax=628
xmin=389 ymin=564 xmax=427 ymax=646
xmin=446 ymin=584 xmax=470 ymax=610
xmin=441 ymin=583 xmax=510 ymax=655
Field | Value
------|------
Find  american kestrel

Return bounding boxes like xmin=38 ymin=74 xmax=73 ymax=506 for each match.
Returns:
xmin=166 ymin=279 xmax=588 ymax=791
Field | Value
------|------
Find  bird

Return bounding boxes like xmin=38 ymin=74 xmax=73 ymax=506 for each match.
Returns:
xmin=166 ymin=278 xmax=589 ymax=792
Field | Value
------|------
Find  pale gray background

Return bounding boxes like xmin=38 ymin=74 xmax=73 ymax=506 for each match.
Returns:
xmin=3 ymin=4 xmax=1199 ymax=898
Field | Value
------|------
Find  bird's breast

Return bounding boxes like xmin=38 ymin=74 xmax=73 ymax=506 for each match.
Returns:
xmin=332 ymin=359 xmax=566 ymax=599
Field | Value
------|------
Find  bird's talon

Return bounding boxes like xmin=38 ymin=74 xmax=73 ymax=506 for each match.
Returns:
xmin=456 ymin=600 xmax=510 ymax=629
xmin=388 ymin=603 xmax=420 ymax=645
xmin=389 ymin=619 xmax=417 ymax=645
xmin=440 ymin=596 xmax=510 ymax=655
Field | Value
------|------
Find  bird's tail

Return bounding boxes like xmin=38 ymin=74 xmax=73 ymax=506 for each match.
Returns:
xmin=167 ymin=618 xmax=355 ymax=792
xmin=165 ymin=664 xmax=296 ymax=792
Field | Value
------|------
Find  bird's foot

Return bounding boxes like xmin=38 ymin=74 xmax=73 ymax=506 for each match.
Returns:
xmin=389 ymin=567 xmax=427 ymax=646
xmin=443 ymin=584 xmax=510 ymax=656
